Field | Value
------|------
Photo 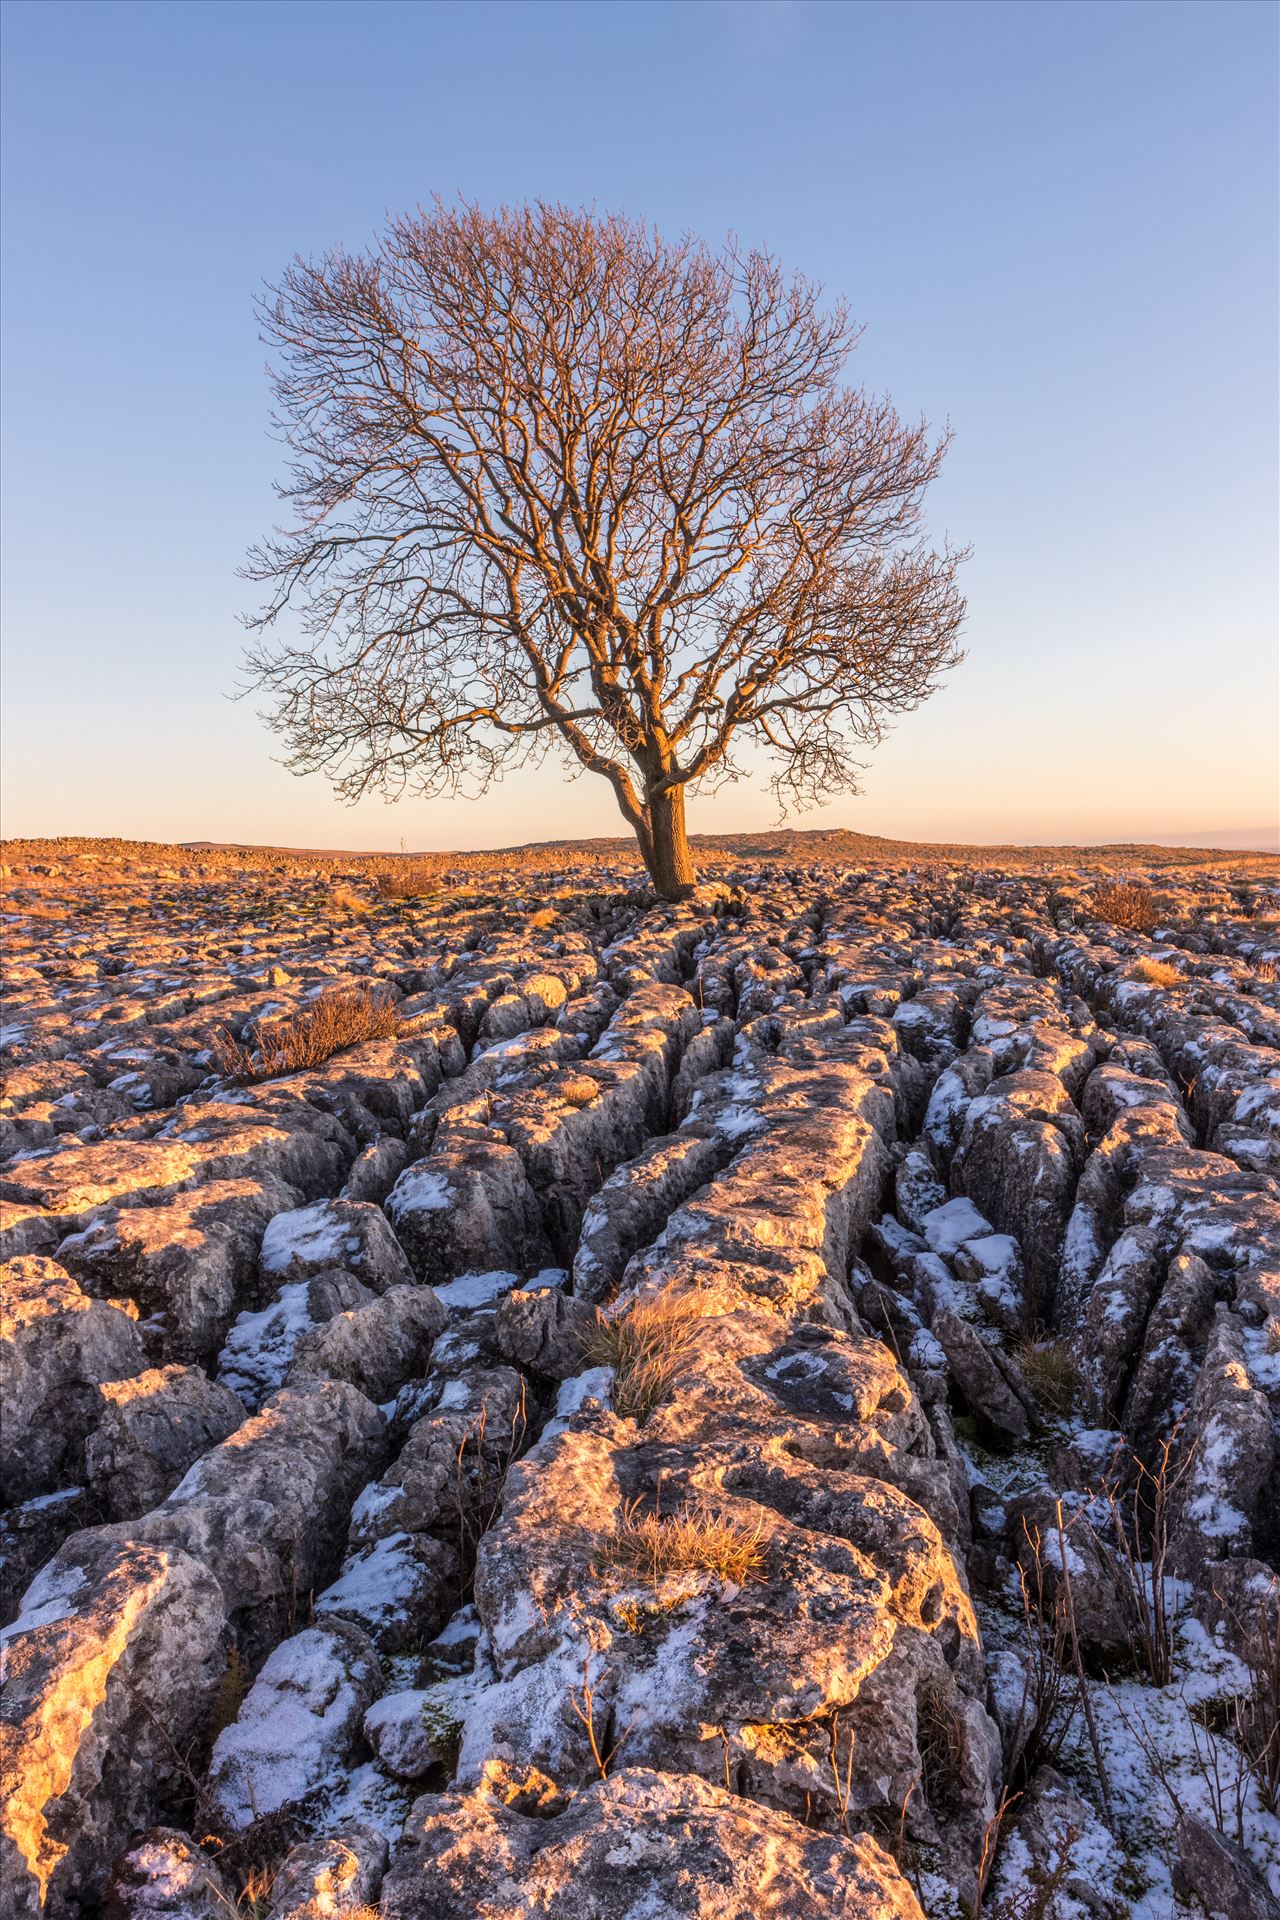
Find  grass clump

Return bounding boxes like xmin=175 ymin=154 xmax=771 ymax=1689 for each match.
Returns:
xmin=597 ymin=1496 xmax=765 ymax=1587
xmin=325 ymin=883 xmax=372 ymax=918
xmin=582 ymin=1290 xmax=703 ymax=1421
xmin=559 ymin=1075 xmax=599 ymax=1109
xmin=1129 ymin=956 xmax=1180 ymax=989
xmin=207 ymin=1646 xmax=251 ymax=1747
xmin=1013 ymin=1336 xmax=1077 ymax=1416
xmin=916 ymin=1678 xmax=969 ymax=1809
xmin=1088 ymin=881 xmax=1161 ymax=933
xmin=212 ymin=984 xmax=400 ymax=1081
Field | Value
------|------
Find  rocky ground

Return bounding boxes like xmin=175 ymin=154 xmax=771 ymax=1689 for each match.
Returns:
xmin=2 ymin=840 xmax=1278 ymax=1920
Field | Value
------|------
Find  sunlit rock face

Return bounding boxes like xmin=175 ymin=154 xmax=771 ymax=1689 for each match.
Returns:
xmin=1 ymin=841 xmax=1278 ymax=1917
xmin=1 ymin=1534 xmax=226 ymax=1919
xmin=383 ymin=1763 xmax=928 ymax=1919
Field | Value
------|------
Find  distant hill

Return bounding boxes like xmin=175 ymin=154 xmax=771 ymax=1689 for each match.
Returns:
xmin=4 ymin=827 xmax=1275 ymax=874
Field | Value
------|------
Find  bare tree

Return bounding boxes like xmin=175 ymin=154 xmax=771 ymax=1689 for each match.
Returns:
xmin=244 ymin=201 xmax=966 ymax=899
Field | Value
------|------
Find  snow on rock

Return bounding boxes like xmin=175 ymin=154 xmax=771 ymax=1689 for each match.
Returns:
xmin=920 ymin=1196 xmax=994 ymax=1259
xmin=259 ymin=1198 xmax=414 ymax=1293
xmin=205 ymin=1618 xmax=382 ymax=1832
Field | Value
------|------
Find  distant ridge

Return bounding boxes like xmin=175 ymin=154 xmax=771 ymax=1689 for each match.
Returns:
xmin=172 ymin=825 xmax=1278 ymax=863
xmin=4 ymin=827 xmax=1276 ymax=872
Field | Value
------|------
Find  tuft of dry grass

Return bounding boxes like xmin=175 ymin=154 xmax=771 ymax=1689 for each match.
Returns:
xmin=1129 ymin=956 xmax=1180 ymax=989
xmin=559 ymin=1075 xmax=599 ymax=1108
xmin=326 ymin=884 xmax=372 ymax=918
xmin=1013 ymin=1337 xmax=1078 ymax=1416
xmin=212 ymin=984 xmax=400 ymax=1081
xmin=917 ymin=1677 xmax=968 ymax=1807
xmin=582 ymin=1290 xmax=704 ymax=1421
xmin=235 ymin=1864 xmax=277 ymax=1919
xmin=1088 ymin=881 xmax=1162 ymax=933
xmin=207 ymin=1646 xmax=251 ymax=1748
xmin=1255 ymin=958 xmax=1279 ymax=984
xmin=528 ymin=906 xmax=559 ymax=929
xmin=597 ymin=1496 xmax=766 ymax=1587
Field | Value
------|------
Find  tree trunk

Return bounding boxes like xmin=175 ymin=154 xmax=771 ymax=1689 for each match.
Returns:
xmin=643 ymin=784 xmax=697 ymax=901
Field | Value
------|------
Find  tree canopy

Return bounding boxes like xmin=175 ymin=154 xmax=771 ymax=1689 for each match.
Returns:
xmin=245 ymin=200 xmax=966 ymax=897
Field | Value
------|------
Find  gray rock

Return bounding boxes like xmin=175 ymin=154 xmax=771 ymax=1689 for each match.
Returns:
xmin=1075 ymin=1228 xmax=1165 ymax=1424
xmin=206 ymin=1618 xmax=382 ymax=1833
xmin=115 ymin=1380 xmax=387 ymax=1654
xmin=84 ymin=1365 xmax=245 ymax=1521
xmin=0 ymin=1487 xmax=91 ymax=1623
xmin=382 ymin=1764 xmax=927 ymax=1920
xmin=57 ymin=1175 xmax=303 ymax=1365
xmin=894 ymin=1145 xmax=949 ymax=1233
xmin=932 ymin=1306 xmax=1031 ymax=1439
xmin=0 ymin=1257 xmax=146 ymax=1502
xmin=260 ymin=1197 xmax=415 ymax=1294
xmin=1173 ymin=1814 xmax=1280 ymax=1920
xmin=217 ymin=1269 xmax=375 ymax=1410
xmin=340 ymin=1134 xmax=411 ymax=1204
xmin=1121 ymin=1250 xmax=1216 ymax=1464
xmin=495 ymin=1284 xmax=595 ymax=1378
xmin=267 ymin=1824 xmax=388 ymax=1919
xmin=104 ymin=1829 xmax=233 ymax=1920
xmin=1 ymin=1534 xmax=227 ymax=1920
xmin=951 ymin=1068 xmax=1082 ymax=1317
xmin=1170 ymin=1306 xmax=1277 ymax=1571
xmin=286 ymin=1283 xmax=446 ymax=1403
xmin=315 ymin=1528 xmax=459 ymax=1654
xmin=571 ymin=1131 xmax=730 ymax=1302
xmin=364 ymin=1688 xmax=459 ymax=1780
xmin=386 ymin=1140 xmax=552 ymax=1283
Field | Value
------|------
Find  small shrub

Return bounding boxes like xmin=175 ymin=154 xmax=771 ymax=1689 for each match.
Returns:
xmin=1212 ymin=1575 xmax=1280 ymax=1817
xmin=1087 ymin=1424 xmax=1194 ymax=1688
xmin=597 ymin=1496 xmax=765 ymax=1587
xmin=1088 ymin=881 xmax=1161 ymax=933
xmin=1129 ymin=956 xmax=1180 ymax=989
xmin=582 ymin=1290 xmax=704 ymax=1421
xmin=1013 ymin=1337 xmax=1078 ymax=1416
xmin=212 ymin=984 xmax=400 ymax=1082
xmin=374 ymin=857 xmax=441 ymax=900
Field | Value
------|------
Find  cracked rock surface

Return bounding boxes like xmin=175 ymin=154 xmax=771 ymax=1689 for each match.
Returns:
xmin=2 ymin=842 xmax=1278 ymax=1918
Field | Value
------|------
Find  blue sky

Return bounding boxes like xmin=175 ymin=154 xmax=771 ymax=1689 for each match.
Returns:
xmin=2 ymin=0 xmax=1276 ymax=851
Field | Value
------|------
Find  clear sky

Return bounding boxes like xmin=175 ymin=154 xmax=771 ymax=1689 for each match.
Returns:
xmin=2 ymin=0 xmax=1276 ymax=852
